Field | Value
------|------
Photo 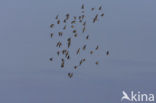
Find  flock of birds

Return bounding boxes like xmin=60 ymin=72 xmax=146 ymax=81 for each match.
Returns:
xmin=49 ymin=4 xmax=109 ymax=78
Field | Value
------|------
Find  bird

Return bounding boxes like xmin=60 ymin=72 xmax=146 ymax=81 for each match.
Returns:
xmin=63 ymin=19 xmax=67 ymax=23
xmin=58 ymin=32 xmax=63 ymax=36
xmin=76 ymin=48 xmax=80 ymax=55
xmin=101 ymin=13 xmax=104 ymax=17
xmin=63 ymin=25 xmax=66 ymax=30
xmin=82 ymin=45 xmax=86 ymax=50
xmin=68 ymin=72 xmax=73 ymax=78
xmin=95 ymin=61 xmax=99 ymax=65
xmin=83 ymin=21 xmax=86 ymax=26
xmin=61 ymin=62 xmax=64 ymax=68
xmin=57 ymin=51 xmax=60 ymax=56
xmin=99 ymin=6 xmax=102 ymax=10
xmin=90 ymin=51 xmax=93 ymax=54
xmin=61 ymin=58 xmax=64 ymax=62
xmin=95 ymin=45 xmax=99 ymax=50
xmin=67 ymin=55 xmax=70 ymax=60
xmin=74 ymin=66 xmax=77 ymax=69
xmin=50 ymin=24 xmax=54 ymax=28
xmin=67 ymin=38 xmax=71 ymax=48
xmin=79 ymin=60 xmax=83 ymax=66
xmin=73 ymin=30 xmax=76 ymax=33
xmin=57 ymin=20 xmax=60 ymax=24
xmin=86 ymin=35 xmax=89 ymax=40
xmin=66 ymin=13 xmax=70 ymax=20
xmin=71 ymin=20 xmax=76 ymax=24
xmin=82 ymin=58 xmax=86 ymax=62
xmin=71 ymin=25 xmax=74 ymax=28
xmin=93 ymin=14 xmax=98 ymax=23
xmin=106 ymin=50 xmax=109 ymax=56
xmin=91 ymin=8 xmax=94 ymax=11
xmin=74 ymin=33 xmax=77 ymax=37
xmin=81 ymin=4 xmax=84 ymax=9
xmin=49 ymin=57 xmax=53 ymax=61
xmin=82 ymin=27 xmax=85 ymax=33
xmin=50 ymin=33 xmax=53 ymax=38
xmin=56 ymin=15 xmax=59 ymax=19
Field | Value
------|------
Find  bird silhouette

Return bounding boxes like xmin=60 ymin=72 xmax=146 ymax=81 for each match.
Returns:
xmin=101 ymin=13 xmax=104 ymax=17
xmin=86 ymin=35 xmax=89 ymax=40
xmin=95 ymin=45 xmax=99 ymax=50
xmin=50 ymin=24 xmax=54 ymax=28
xmin=68 ymin=72 xmax=73 ymax=78
xmin=81 ymin=4 xmax=84 ymax=9
xmin=74 ymin=66 xmax=78 ymax=69
xmin=82 ymin=45 xmax=86 ymax=50
xmin=90 ymin=51 xmax=93 ymax=54
xmin=95 ymin=61 xmax=99 ymax=65
xmin=57 ymin=20 xmax=60 ymax=24
xmin=67 ymin=38 xmax=71 ymax=48
xmin=71 ymin=25 xmax=74 ymax=28
xmin=57 ymin=51 xmax=60 ymax=56
xmin=82 ymin=27 xmax=86 ymax=33
xmin=91 ymin=8 xmax=94 ymax=11
xmin=58 ymin=32 xmax=63 ymax=36
xmin=93 ymin=14 xmax=98 ymax=23
xmin=63 ymin=25 xmax=66 ymax=30
xmin=99 ymin=6 xmax=102 ymax=10
xmin=56 ymin=15 xmax=59 ymax=19
xmin=49 ymin=58 xmax=53 ymax=61
xmin=74 ymin=33 xmax=77 ymax=37
xmin=106 ymin=50 xmax=109 ymax=56
xmin=76 ymin=48 xmax=80 ymax=55
xmin=50 ymin=33 xmax=53 ymax=38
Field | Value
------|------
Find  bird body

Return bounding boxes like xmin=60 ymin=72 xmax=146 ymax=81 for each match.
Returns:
xmin=68 ymin=73 xmax=73 ymax=78
xmin=106 ymin=51 xmax=109 ymax=56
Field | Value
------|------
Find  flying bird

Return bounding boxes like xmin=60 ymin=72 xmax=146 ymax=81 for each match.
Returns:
xmin=106 ymin=50 xmax=109 ymax=56
xmin=76 ymin=48 xmax=80 ymax=55
xmin=99 ymin=6 xmax=102 ymax=10
xmin=90 ymin=51 xmax=93 ymax=54
xmin=49 ymin=58 xmax=53 ymax=61
xmin=82 ymin=45 xmax=86 ymax=50
xmin=50 ymin=33 xmax=53 ymax=38
xmin=74 ymin=66 xmax=77 ymax=69
xmin=56 ymin=15 xmax=59 ymax=19
xmin=93 ymin=14 xmax=98 ymax=23
xmin=67 ymin=38 xmax=71 ymax=48
xmin=82 ymin=27 xmax=86 ymax=33
xmin=63 ymin=25 xmax=66 ymax=30
xmin=57 ymin=20 xmax=60 ymax=24
xmin=91 ymin=8 xmax=94 ymax=11
xmin=50 ymin=24 xmax=54 ymax=28
xmin=86 ymin=35 xmax=89 ymax=40
xmin=81 ymin=4 xmax=84 ymax=9
xmin=58 ymin=32 xmax=63 ymax=36
xmin=74 ymin=33 xmax=77 ymax=37
xmin=101 ymin=13 xmax=104 ymax=17
xmin=57 ymin=51 xmax=60 ymax=56
xmin=96 ymin=45 xmax=99 ymax=50
xmin=68 ymin=72 xmax=73 ymax=78
xmin=95 ymin=61 xmax=99 ymax=65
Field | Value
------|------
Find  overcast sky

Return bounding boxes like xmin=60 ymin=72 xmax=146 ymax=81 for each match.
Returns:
xmin=0 ymin=0 xmax=156 ymax=103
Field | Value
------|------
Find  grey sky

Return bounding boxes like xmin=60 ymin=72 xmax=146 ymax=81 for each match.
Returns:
xmin=0 ymin=0 xmax=156 ymax=103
